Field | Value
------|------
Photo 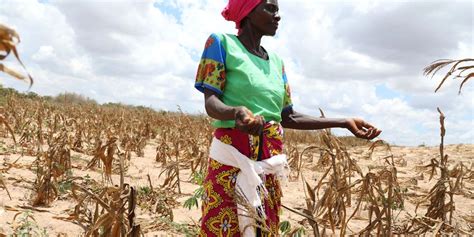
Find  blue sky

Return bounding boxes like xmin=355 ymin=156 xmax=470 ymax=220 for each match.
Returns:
xmin=0 ymin=0 xmax=472 ymax=146
xmin=153 ymin=1 xmax=182 ymax=23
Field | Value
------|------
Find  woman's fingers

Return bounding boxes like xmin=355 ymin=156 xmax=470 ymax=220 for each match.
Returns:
xmin=246 ymin=115 xmax=264 ymax=135
xmin=369 ymin=129 xmax=382 ymax=139
xmin=349 ymin=118 xmax=382 ymax=140
xmin=235 ymin=110 xmax=264 ymax=135
xmin=235 ymin=107 xmax=254 ymax=129
xmin=356 ymin=129 xmax=368 ymax=139
xmin=361 ymin=127 xmax=382 ymax=140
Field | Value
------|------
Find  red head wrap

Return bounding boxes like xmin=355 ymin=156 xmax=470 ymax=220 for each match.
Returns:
xmin=221 ymin=0 xmax=261 ymax=35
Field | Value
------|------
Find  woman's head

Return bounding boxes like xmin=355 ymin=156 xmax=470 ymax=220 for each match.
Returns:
xmin=222 ymin=0 xmax=280 ymax=36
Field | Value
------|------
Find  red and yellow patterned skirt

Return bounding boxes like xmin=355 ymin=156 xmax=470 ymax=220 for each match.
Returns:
xmin=199 ymin=123 xmax=284 ymax=237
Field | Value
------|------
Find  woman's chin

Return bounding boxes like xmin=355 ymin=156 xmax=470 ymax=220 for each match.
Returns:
xmin=267 ymin=30 xmax=278 ymax=36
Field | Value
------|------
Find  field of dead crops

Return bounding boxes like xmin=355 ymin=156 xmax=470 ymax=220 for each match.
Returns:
xmin=0 ymin=18 xmax=473 ymax=236
xmin=0 ymin=91 xmax=472 ymax=236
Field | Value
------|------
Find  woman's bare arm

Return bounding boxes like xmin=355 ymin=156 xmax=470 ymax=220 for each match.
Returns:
xmin=204 ymin=88 xmax=264 ymax=135
xmin=281 ymin=107 xmax=381 ymax=140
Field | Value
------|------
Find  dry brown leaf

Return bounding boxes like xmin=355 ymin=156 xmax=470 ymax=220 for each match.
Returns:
xmin=423 ymin=58 xmax=474 ymax=94
xmin=0 ymin=23 xmax=33 ymax=87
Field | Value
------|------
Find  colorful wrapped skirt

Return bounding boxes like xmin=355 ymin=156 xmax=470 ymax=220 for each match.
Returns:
xmin=199 ymin=123 xmax=284 ymax=237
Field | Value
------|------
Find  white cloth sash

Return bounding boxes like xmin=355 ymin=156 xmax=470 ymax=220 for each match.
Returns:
xmin=209 ymin=137 xmax=289 ymax=236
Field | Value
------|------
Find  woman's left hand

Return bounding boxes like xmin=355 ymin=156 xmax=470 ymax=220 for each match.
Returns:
xmin=345 ymin=118 xmax=382 ymax=140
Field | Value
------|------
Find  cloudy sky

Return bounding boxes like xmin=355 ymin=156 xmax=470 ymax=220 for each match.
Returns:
xmin=0 ymin=0 xmax=472 ymax=146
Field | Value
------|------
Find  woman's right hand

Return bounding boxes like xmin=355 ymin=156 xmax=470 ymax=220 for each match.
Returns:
xmin=234 ymin=106 xmax=264 ymax=136
xmin=345 ymin=118 xmax=382 ymax=140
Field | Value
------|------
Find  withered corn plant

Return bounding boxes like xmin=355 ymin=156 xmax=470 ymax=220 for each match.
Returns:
xmin=292 ymin=109 xmax=408 ymax=236
xmin=407 ymin=108 xmax=468 ymax=235
xmin=159 ymin=158 xmax=181 ymax=193
xmin=0 ymin=110 xmax=16 ymax=144
xmin=284 ymin=143 xmax=301 ymax=180
xmin=334 ymin=139 xmax=404 ymax=236
xmin=86 ymin=136 xmax=119 ymax=184
xmin=345 ymin=165 xmax=404 ymax=236
xmin=284 ymin=129 xmax=323 ymax=180
xmin=155 ymin=135 xmax=171 ymax=165
xmin=308 ymin=132 xmax=363 ymax=235
xmin=292 ymin=109 xmax=362 ymax=236
xmin=156 ymin=112 xmax=213 ymax=193
xmin=68 ymin=152 xmax=141 ymax=237
xmin=232 ymin=186 xmax=277 ymax=236
xmin=0 ymin=107 xmax=14 ymax=201
xmin=424 ymin=58 xmax=473 ymax=94
xmin=0 ymin=151 xmax=23 ymax=201
xmin=448 ymin=162 xmax=474 ymax=199
xmin=31 ymin=129 xmax=71 ymax=206
xmin=70 ymin=183 xmax=141 ymax=236
xmin=136 ymin=186 xmax=177 ymax=220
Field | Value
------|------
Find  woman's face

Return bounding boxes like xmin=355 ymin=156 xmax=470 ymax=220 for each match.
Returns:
xmin=247 ymin=0 xmax=281 ymax=36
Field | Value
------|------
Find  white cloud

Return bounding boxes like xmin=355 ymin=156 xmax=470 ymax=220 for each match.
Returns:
xmin=0 ymin=0 xmax=472 ymax=145
xmin=31 ymin=46 xmax=55 ymax=61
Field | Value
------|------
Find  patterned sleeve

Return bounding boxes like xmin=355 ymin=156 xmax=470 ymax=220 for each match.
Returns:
xmin=194 ymin=33 xmax=227 ymax=95
xmin=282 ymin=63 xmax=293 ymax=111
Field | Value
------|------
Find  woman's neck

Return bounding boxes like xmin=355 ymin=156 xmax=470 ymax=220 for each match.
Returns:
xmin=238 ymin=30 xmax=262 ymax=51
xmin=237 ymin=26 xmax=267 ymax=59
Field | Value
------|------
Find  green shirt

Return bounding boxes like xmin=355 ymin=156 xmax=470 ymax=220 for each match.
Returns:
xmin=195 ymin=33 xmax=292 ymax=128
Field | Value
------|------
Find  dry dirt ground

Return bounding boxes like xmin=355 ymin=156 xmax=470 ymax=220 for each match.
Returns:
xmin=0 ymin=141 xmax=472 ymax=236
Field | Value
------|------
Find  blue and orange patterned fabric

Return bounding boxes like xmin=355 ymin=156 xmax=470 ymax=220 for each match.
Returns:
xmin=195 ymin=35 xmax=227 ymax=95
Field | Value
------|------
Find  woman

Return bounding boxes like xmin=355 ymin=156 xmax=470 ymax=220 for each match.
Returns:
xmin=194 ymin=0 xmax=382 ymax=236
